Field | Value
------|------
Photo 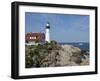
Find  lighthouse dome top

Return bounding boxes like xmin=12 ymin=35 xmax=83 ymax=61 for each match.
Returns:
xmin=46 ymin=22 xmax=50 ymax=29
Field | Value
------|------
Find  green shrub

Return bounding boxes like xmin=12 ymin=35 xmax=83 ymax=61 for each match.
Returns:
xmin=25 ymin=40 xmax=61 ymax=68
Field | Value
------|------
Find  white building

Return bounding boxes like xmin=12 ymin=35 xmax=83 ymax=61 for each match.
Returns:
xmin=45 ymin=22 xmax=50 ymax=42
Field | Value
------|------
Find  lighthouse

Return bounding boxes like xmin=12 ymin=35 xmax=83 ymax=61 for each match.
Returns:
xmin=45 ymin=22 xmax=50 ymax=42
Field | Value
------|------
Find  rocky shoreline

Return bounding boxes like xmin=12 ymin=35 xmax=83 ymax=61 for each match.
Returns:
xmin=59 ymin=45 xmax=89 ymax=66
xmin=25 ymin=42 xmax=89 ymax=68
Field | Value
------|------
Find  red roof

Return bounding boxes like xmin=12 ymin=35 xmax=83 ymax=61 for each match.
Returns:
xmin=25 ymin=32 xmax=45 ymax=42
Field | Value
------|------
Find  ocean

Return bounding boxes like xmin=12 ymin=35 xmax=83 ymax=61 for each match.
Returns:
xmin=59 ymin=42 xmax=89 ymax=51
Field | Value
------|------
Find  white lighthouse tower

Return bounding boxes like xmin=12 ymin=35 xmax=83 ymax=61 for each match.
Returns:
xmin=45 ymin=22 xmax=50 ymax=42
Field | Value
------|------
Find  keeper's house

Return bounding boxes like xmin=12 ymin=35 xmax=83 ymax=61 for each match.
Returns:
xmin=25 ymin=32 xmax=45 ymax=45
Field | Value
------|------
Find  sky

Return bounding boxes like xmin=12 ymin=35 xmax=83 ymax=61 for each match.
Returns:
xmin=25 ymin=12 xmax=89 ymax=43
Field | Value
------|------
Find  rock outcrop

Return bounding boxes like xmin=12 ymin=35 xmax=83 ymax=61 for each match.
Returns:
xmin=25 ymin=42 xmax=89 ymax=68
